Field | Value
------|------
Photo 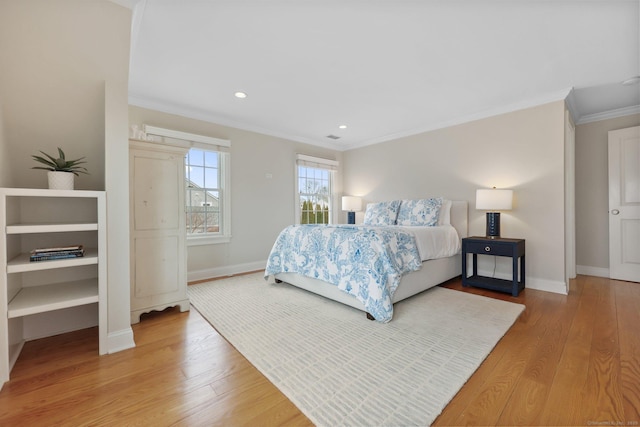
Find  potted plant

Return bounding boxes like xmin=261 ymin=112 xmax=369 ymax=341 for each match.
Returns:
xmin=32 ymin=148 xmax=88 ymax=190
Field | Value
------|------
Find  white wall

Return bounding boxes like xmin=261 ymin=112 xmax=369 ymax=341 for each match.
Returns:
xmin=343 ymin=100 xmax=568 ymax=294
xmin=129 ymin=106 xmax=343 ymax=281
xmin=0 ymin=1 xmax=127 ymax=190
xmin=0 ymin=103 xmax=12 ymax=188
xmin=0 ymin=0 xmax=134 ymax=352
xmin=575 ymin=113 xmax=640 ymax=277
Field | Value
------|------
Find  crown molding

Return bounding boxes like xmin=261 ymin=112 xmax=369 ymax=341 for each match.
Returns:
xmin=128 ymin=94 xmax=344 ymax=151
xmin=564 ymin=87 xmax=579 ymax=124
xmin=133 ymin=87 xmax=628 ymax=152
xmin=576 ymin=104 xmax=640 ymax=125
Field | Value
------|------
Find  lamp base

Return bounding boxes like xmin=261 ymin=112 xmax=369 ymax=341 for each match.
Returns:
xmin=486 ymin=212 xmax=501 ymax=238
xmin=347 ymin=211 xmax=355 ymax=224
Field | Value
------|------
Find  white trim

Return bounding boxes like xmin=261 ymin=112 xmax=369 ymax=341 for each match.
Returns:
xmin=576 ymin=105 xmax=640 ymax=125
xmin=564 ymin=87 xmax=579 ymax=124
xmin=107 ymin=327 xmax=136 ymax=354
xmin=132 ymin=89 xmax=576 ymax=152
xmin=295 ymin=157 xmax=337 ymax=225
xmin=131 ymin=89 xmax=638 ymax=152
xmin=296 ymin=154 xmax=339 ymax=168
xmin=190 ymin=262 xmax=571 ymax=296
xmin=188 ymin=261 xmax=266 ymax=283
xmin=143 ymin=125 xmax=230 ymax=148
xmin=525 ymin=277 xmax=568 ymax=295
xmin=564 ymin=109 xmax=576 ymax=288
xmin=187 ymin=234 xmax=232 ymax=246
xmin=185 ymin=150 xmax=231 ymax=243
xmin=577 ymin=265 xmax=610 ymax=278
xmin=129 ymin=94 xmax=344 ymax=151
xmin=474 ymin=267 xmax=567 ymax=295
xmin=128 ymin=0 xmax=146 ymax=72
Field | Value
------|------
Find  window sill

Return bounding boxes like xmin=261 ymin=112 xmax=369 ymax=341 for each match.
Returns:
xmin=187 ymin=234 xmax=231 ymax=246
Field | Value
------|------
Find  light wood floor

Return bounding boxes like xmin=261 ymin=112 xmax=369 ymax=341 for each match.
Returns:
xmin=0 ymin=275 xmax=638 ymax=426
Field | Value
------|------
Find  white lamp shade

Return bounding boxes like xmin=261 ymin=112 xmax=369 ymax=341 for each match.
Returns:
xmin=342 ymin=196 xmax=363 ymax=212
xmin=476 ymin=189 xmax=513 ymax=211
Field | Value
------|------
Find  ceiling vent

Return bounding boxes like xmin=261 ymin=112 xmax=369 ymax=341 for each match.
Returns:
xmin=326 ymin=134 xmax=341 ymax=140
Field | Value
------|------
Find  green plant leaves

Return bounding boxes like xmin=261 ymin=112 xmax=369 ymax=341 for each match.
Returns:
xmin=31 ymin=148 xmax=89 ymax=175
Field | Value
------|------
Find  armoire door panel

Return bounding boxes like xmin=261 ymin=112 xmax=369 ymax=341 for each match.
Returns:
xmin=133 ymin=236 xmax=181 ymax=298
xmin=133 ymin=155 xmax=180 ymax=231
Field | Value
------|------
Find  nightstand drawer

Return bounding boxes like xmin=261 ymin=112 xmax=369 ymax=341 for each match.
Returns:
xmin=464 ymin=241 xmax=513 ymax=256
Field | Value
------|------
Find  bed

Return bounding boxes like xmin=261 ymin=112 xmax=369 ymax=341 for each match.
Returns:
xmin=265 ymin=199 xmax=468 ymax=322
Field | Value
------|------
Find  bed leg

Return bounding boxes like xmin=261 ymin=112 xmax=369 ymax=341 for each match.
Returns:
xmin=366 ymin=312 xmax=375 ymax=321
xmin=275 ymin=279 xmax=282 ymax=283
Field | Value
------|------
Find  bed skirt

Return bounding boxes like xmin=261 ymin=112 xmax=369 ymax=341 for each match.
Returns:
xmin=273 ymin=253 xmax=461 ymax=313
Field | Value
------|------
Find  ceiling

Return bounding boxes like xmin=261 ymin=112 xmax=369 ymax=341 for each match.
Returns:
xmin=126 ymin=0 xmax=640 ymax=151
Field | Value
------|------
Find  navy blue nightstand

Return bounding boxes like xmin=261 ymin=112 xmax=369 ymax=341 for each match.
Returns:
xmin=462 ymin=236 xmax=525 ymax=296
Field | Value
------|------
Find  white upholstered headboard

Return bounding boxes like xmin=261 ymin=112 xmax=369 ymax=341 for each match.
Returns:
xmin=450 ymin=201 xmax=468 ymax=239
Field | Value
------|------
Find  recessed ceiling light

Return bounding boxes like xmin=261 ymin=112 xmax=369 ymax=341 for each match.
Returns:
xmin=338 ymin=125 xmax=347 ymax=129
xmin=234 ymin=91 xmax=247 ymax=98
xmin=622 ymin=76 xmax=640 ymax=86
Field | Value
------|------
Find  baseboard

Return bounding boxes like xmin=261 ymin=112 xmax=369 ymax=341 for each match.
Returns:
xmin=576 ymin=265 xmax=610 ymax=278
xmin=204 ymin=263 xmax=568 ymax=296
xmin=474 ymin=267 xmax=568 ymax=295
xmin=525 ymin=277 xmax=568 ymax=295
xmin=107 ymin=327 xmax=136 ymax=354
xmin=188 ymin=260 xmax=266 ymax=282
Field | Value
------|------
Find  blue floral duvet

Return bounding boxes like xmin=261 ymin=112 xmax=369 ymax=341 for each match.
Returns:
xmin=264 ymin=225 xmax=423 ymax=322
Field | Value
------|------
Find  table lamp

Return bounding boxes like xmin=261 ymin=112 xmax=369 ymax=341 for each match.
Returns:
xmin=342 ymin=196 xmax=362 ymax=225
xmin=476 ymin=188 xmax=513 ymax=238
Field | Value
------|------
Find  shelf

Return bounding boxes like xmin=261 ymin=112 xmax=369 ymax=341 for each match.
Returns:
xmin=7 ymin=248 xmax=98 ymax=273
xmin=0 ymin=188 xmax=105 ymax=198
xmin=7 ymin=279 xmax=98 ymax=318
xmin=1 ymin=187 xmax=107 ymax=387
xmin=6 ymin=223 xmax=98 ymax=234
xmin=464 ymin=275 xmax=523 ymax=294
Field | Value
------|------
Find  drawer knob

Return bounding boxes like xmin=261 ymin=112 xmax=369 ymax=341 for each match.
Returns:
xmin=485 ymin=246 xmax=491 ymax=252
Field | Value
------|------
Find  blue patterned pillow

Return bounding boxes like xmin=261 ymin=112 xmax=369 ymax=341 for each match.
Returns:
xmin=362 ymin=200 xmax=401 ymax=226
xmin=396 ymin=197 xmax=443 ymax=226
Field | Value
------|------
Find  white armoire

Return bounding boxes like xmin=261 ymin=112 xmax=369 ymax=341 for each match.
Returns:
xmin=129 ymin=139 xmax=190 ymax=324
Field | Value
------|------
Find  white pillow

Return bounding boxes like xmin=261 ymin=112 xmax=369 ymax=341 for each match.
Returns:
xmin=396 ymin=197 xmax=443 ymax=227
xmin=362 ymin=200 xmax=401 ymax=226
xmin=438 ymin=199 xmax=452 ymax=225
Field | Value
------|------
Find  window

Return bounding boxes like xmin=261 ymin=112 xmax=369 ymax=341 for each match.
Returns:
xmin=295 ymin=154 xmax=338 ymax=225
xmin=185 ymin=147 xmax=230 ymax=245
xmin=142 ymin=125 xmax=231 ymax=245
xmin=185 ymin=148 xmax=222 ymax=234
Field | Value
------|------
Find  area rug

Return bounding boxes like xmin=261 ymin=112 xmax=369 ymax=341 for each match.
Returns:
xmin=188 ymin=273 xmax=525 ymax=426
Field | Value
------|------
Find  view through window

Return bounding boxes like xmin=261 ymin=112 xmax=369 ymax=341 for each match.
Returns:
xmin=185 ymin=148 xmax=221 ymax=234
xmin=299 ymin=165 xmax=330 ymax=224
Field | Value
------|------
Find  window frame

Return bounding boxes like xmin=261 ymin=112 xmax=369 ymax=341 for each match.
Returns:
xmin=294 ymin=154 xmax=339 ymax=225
xmin=185 ymin=148 xmax=231 ymax=246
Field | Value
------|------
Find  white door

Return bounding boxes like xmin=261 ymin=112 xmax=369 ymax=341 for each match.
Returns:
xmin=608 ymin=126 xmax=640 ymax=282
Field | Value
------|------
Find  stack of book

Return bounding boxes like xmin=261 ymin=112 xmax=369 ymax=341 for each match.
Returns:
xmin=30 ymin=245 xmax=85 ymax=262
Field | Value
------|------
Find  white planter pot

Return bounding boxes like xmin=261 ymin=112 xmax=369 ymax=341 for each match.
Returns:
xmin=47 ymin=171 xmax=75 ymax=190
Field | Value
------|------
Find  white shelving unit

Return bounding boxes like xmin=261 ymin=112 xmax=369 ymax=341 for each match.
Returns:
xmin=0 ymin=188 xmax=107 ymax=388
